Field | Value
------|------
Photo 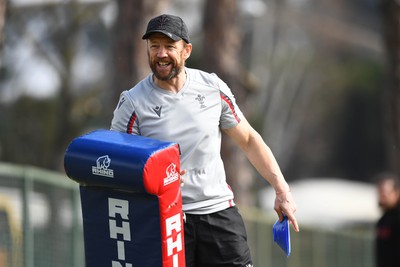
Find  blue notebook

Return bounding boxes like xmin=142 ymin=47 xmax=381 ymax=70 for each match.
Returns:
xmin=272 ymin=216 xmax=291 ymax=256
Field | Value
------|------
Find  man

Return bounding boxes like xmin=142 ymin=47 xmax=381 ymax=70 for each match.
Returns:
xmin=111 ymin=14 xmax=299 ymax=267
xmin=376 ymin=173 xmax=400 ymax=267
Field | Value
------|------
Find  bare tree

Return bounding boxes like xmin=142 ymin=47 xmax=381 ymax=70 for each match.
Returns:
xmin=2 ymin=2 xmax=107 ymax=170
xmin=112 ymin=0 xmax=170 ymax=103
xmin=381 ymin=0 xmax=400 ymax=175
xmin=0 ymin=0 xmax=6 ymax=49
xmin=203 ymin=0 xmax=256 ymax=205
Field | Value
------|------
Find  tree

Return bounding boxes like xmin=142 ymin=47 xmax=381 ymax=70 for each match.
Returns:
xmin=112 ymin=0 xmax=170 ymax=104
xmin=0 ymin=2 xmax=111 ymax=169
xmin=0 ymin=0 xmax=6 ymax=48
xmin=202 ymin=0 xmax=256 ymax=205
xmin=381 ymin=0 xmax=400 ymax=175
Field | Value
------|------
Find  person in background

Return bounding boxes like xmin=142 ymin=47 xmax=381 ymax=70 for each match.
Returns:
xmin=376 ymin=172 xmax=400 ymax=267
xmin=111 ymin=14 xmax=299 ymax=267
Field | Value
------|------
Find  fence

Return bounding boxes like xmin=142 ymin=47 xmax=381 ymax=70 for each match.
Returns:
xmin=0 ymin=162 xmax=84 ymax=267
xmin=242 ymin=207 xmax=375 ymax=267
xmin=0 ymin=162 xmax=375 ymax=267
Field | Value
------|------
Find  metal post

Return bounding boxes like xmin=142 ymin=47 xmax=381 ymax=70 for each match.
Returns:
xmin=71 ymin=187 xmax=84 ymax=267
xmin=23 ymin=173 xmax=34 ymax=267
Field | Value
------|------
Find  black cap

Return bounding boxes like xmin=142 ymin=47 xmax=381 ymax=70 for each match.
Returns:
xmin=142 ymin=14 xmax=190 ymax=43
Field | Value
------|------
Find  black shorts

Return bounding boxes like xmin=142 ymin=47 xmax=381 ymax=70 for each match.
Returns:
xmin=184 ymin=206 xmax=254 ymax=267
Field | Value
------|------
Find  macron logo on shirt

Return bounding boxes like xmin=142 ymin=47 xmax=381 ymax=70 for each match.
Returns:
xmin=153 ymin=106 xmax=162 ymax=117
xmin=117 ymin=97 xmax=126 ymax=109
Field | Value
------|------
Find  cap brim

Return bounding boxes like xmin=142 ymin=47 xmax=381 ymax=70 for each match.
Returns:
xmin=142 ymin=30 xmax=181 ymax=41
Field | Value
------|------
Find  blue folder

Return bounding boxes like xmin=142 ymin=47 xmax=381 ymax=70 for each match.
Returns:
xmin=272 ymin=216 xmax=291 ymax=256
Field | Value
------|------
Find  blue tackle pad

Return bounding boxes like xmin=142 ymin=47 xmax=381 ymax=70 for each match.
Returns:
xmin=272 ymin=216 xmax=291 ymax=256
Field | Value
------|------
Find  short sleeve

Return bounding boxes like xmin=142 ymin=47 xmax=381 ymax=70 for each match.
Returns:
xmin=110 ymin=91 xmax=140 ymax=135
xmin=215 ymin=75 xmax=243 ymax=129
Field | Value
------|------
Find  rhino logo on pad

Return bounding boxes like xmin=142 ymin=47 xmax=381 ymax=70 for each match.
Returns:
xmin=163 ymin=163 xmax=179 ymax=186
xmin=92 ymin=155 xmax=114 ymax=178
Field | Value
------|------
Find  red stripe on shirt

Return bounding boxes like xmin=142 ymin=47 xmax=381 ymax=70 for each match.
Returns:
xmin=220 ymin=92 xmax=240 ymax=123
xmin=127 ymin=111 xmax=137 ymax=134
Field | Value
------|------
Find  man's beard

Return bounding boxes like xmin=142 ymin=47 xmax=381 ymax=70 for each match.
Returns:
xmin=149 ymin=59 xmax=183 ymax=81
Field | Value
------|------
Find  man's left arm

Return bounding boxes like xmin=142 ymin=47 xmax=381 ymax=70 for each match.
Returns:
xmin=223 ymin=118 xmax=300 ymax=232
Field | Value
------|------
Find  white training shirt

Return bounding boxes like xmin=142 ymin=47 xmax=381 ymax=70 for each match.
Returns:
xmin=110 ymin=67 xmax=244 ymax=214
